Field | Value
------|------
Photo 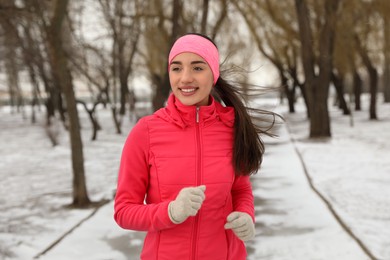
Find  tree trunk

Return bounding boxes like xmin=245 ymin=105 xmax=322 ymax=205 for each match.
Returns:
xmin=112 ymin=106 xmax=122 ymax=134
xmin=279 ymin=70 xmax=295 ymax=113
xmin=355 ymin=34 xmax=378 ymax=120
xmin=295 ymin=0 xmax=338 ymax=137
xmin=353 ymin=70 xmax=362 ymax=111
xmin=47 ymin=0 xmax=90 ymax=207
xmin=368 ymin=68 xmax=378 ymax=119
xmin=119 ymin=73 xmax=129 ymax=116
xmin=383 ymin=14 xmax=390 ymax=102
xmin=331 ymin=72 xmax=350 ymax=115
xmin=32 ymin=31 xmax=56 ymax=124
xmin=309 ymin=82 xmax=331 ymax=137
xmin=309 ymin=0 xmax=339 ymax=137
xmin=290 ymin=67 xmax=310 ymax=118
xmin=295 ymin=0 xmax=315 ymax=124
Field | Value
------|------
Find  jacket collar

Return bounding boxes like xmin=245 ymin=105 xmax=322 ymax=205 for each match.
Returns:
xmin=155 ymin=93 xmax=234 ymax=129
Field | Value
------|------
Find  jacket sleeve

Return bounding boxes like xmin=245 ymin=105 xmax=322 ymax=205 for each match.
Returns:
xmin=231 ymin=175 xmax=255 ymax=222
xmin=114 ymin=118 xmax=176 ymax=231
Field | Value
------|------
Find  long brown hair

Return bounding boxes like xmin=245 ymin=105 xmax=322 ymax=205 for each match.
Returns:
xmin=213 ymin=78 xmax=279 ymax=176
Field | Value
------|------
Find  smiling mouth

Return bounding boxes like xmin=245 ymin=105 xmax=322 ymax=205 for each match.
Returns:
xmin=180 ymin=88 xmax=196 ymax=93
xmin=179 ymin=87 xmax=198 ymax=94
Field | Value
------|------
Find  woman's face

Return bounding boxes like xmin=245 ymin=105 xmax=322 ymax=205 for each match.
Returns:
xmin=169 ymin=52 xmax=214 ymax=106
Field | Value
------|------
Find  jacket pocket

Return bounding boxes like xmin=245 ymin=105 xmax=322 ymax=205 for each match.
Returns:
xmin=202 ymin=156 xmax=234 ymax=210
xmin=154 ymin=157 xmax=197 ymax=201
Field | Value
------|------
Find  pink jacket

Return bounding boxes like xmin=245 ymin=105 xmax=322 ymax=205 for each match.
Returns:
xmin=114 ymin=94 xmax=255 ymax=259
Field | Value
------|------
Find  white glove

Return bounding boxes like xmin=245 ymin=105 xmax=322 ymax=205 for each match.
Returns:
xmin=168 ymin=185 xmax=206 ymax=224
xmin=224 ymin=211 xmax=255 ymax=241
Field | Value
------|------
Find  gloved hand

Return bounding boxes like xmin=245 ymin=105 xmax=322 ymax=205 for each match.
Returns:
xmin=224 ymin=211 xmax=255 ymax=242
xmin=168 ymin=185 xmax=206 ymax=224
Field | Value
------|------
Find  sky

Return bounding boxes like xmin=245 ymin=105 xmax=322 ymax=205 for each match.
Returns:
xmin=0 ymin=94 xmax=389 ymax=260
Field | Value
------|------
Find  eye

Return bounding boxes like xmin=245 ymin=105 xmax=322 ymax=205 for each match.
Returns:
xmin=194 ymin=66 xmax=204 ymax=71
xmin=171 ymin=66 xmax=181 ymax=72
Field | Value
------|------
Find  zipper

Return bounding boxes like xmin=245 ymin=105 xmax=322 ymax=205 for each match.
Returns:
xmin=195 ymin=107 xmax=201 ymax=186
xmin=196 ymin=106 xmax=200 ymax=123
xmin=192 ymin=106 xmax=201 ymax=259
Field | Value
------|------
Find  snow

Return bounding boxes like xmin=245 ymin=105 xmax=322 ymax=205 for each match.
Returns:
xmin=284 ymin=95 xmax=390 ymax=260
xmin=0 ymin=95 xmax=389 ymax=260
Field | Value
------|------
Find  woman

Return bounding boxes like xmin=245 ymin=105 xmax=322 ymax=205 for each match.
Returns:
xmin=114 ymin=33 xmax=275 ymax=259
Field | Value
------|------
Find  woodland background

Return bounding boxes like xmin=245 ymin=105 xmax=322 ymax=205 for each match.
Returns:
xmin=0 ymin=0 xmax=389 ymax=211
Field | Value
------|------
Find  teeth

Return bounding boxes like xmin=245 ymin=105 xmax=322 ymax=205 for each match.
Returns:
xmin=181 ymin=88 xmax=196 ymax=93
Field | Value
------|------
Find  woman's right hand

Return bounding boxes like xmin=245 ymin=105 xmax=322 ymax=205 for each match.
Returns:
xmin=168 ymin=185 xmax=206 ymax=224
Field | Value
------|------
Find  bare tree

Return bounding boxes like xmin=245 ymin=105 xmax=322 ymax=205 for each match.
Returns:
xmin=335 ymin=1 xmax=364 ymax=112
xmin=98 ymin=0 xmax=143 ymax=133
xmin=331 ymin=71 xmax=350 ymax=115
xmin=24 ymin=0 xmax=68 ymax=128
xmin=331 ymin=3 xmax=360 ymax=115
xmin=351 ymin=0 xmax=381 ymax=120
xmin=294 ymin=0 xmax=341 ymax=138
xmin=355 ymin=34 xmax=379 ymax=120
xmin=46 ymin=0 xmax=91 ymax=207
xmin=0 ymin=2 xmax=24 ymax=115
xmin=233 ymin=1 xmax=304 ymax=114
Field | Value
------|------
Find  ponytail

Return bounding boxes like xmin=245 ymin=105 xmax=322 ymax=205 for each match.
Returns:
xmin=213 ymin=77 xmax=278 ymax=176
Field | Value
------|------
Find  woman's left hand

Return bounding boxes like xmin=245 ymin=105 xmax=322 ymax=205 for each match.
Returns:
xmin=224 ymin=211 xmax=255 ymax=242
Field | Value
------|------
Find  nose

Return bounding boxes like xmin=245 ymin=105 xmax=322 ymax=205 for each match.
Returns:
xmin=180 ymin=68 xmax=194 ymax=83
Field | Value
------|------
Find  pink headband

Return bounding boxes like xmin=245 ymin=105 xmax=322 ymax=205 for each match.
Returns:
xmin=168 ymin=34 xmax=220 ymax=84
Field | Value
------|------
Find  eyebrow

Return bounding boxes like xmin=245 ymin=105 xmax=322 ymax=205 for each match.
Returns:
xmin=170 ymin=60 xmax=207 ymax=65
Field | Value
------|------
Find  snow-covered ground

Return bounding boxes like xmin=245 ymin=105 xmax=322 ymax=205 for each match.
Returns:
xmin=285 ymin=95 xmax=390 ymax=260
xmin=0 ymin=104 xmax=134 ymax=259
xmin=0 ymin=95 xmax=389 ymax=260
